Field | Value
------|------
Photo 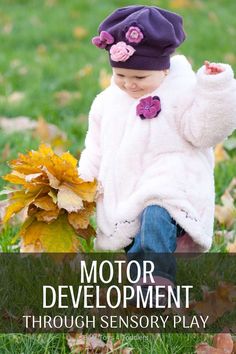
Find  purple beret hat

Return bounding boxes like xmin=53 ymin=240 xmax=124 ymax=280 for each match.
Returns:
xmin=92 ymin=5 xmax=186 ymax=70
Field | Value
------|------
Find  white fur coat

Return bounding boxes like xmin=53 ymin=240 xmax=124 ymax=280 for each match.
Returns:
xmin=79 ymin=55 xmax=236 ymax=252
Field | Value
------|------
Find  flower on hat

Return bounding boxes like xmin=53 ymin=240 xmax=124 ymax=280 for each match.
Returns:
xmin=110 ymin=41 xmax=135 ymax=62
xmin=125 ymin=26 xmax=144 ymax=43
xmin=136 ymin=96 xmax=161 ymax=119
xmin=92 ymin=31 xmax=114 ymax=49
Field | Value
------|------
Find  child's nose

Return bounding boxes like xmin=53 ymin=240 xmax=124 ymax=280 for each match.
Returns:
xmin=125 ymin=79 xmax=137 ymax=89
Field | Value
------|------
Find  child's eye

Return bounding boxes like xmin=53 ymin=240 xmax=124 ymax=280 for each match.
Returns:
xmin=135 ymin=76 xmax=146 ymax=80
xmin=117 ymin=74 xmax=124 ymax=77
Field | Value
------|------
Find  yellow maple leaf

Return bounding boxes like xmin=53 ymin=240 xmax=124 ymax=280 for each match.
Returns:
xmin=2 ymin=144 xmax=97 ymax=252
xmin=3 ymin=190 xmax=42 ymax=223
xmin=20 ymin=214 xmax=82 ymax=252
xmin=57 ymin=184 xmax=83 ymax=212
xmin=36 ymin=209 xmax=60 ymax=222
xmin=68 ymin=202 xmax=95 ymax=229
xmin=33 ymin=195 xmax=57 ymax=211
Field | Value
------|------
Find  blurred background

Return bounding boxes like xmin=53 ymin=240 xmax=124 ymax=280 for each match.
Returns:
xmin=0 ymin=1 xmax=236 ymax=222
xmin=0 ymin=0 xmax=235 ymax=165
xmin=0 ymin=1 xmax=236 ymax=352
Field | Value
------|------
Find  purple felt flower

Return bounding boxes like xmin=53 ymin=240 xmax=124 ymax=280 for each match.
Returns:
xmin=136 ymin=96 xmax=161 ymax=119
xmin=125 ymin=26 xmax=144 ymax=43
xmin=92 ymin=31 xmax=114 ymax=49
xmin=110 ymin=41 xmax=135 ymax=62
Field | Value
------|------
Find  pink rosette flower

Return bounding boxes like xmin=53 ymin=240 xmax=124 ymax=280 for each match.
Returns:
xmin=110 ymin=41 xmax=135 ymax=62
xmin=92 ymin=31 xmax=114 ymax=49
xmin=136 ymin=96 xmax=161 ymax=119
xmin=125 ymin=26 xmax=144 ymax=43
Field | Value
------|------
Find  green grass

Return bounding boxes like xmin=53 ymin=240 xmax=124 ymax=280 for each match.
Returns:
xmin=0 ymin=0 xmax=236 ymax=352
xmin=0 ymin=334 xmax=69 ymax=354
xmin=0 ymin=333 xmax=211 ymax=354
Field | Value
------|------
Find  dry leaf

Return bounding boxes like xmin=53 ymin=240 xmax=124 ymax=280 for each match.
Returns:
xmin=76 ymin=64 xmax=93 ymax=79
xmin=122 ymin=349 xmax=134 ymax=354
xmin=215 ymin=181 xmax=236 ymax=228
xmin=191 ymin=282 xmax=236 ymax=324
xmin=0 ymin=200 xmax=9 ymax=230
xmin=3 ymin=190 xmax=40 ymax=223
xmin=99 ymin=69 xmax=112 ymax=90
xmin=212 ymin=333 xmax=234 ymax=354
xmin=54 ymin=91 xmax=81 ymax=106
xmin=215 ymin=191 xmax=235 ymax=227
xmin=66 ymin=333 xmax=106 ymax=353
xmin=0 ymin=116 xmax=36 ymax=132
xmin=227 ymin=239 xmax=236 ymax=253
xmin=1 ymin=144 xmax=97 ymax=252
xmin=57 ymin=184 xmax=83 ymax=212
xmin=233 ymin=340 xmax=236 ymax=353
xmin=214 ymin=143 xmax=229 ymax=163
xmin=2 ymin=309 xmax=21 ymax=323
xmin=196 ymin=343 xmax=223 ymax=353
xmin=3 ymin=23 xmax=13 ymax=34
xmin=196 ymin=333 xmax=234 ymax=354
xmin=76 ymin=225 xmax=96 ymax=242
xmin=33 ymin=195 xmax=57 ymax=211
xmin=20 ymin=214 xmax=82 ymax=253
xmin=34 ymin=208 xmax=60 ymax=222
xmin=66 ymin=333 xmax=133 ymax=353
xmin=35 ymin=117 xmax=68 ymax=153
xmin=10 ymin=59 xmax=28 ymax=75
xmin=73 ymin=26 xmax=88 ymax=39
xmin=68 ymin=202 xmax=95 ymax=229
xmin=215 ymin=230 xmax=235 ymax=243
xmin=106 ymin=336 xmax=133 ymax=353
xmin=1 ymin=143 xmax=11 ymax=161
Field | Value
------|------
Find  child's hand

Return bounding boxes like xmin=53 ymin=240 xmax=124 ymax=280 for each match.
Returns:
xmin=95 ymin=181 xmax=104 ymax=199
xmin=204 ymin=60 xmax=225 ymax=75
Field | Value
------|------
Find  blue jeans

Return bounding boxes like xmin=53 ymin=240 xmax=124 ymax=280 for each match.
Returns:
xmin=125 ymin=205 xmax=183 ymax=284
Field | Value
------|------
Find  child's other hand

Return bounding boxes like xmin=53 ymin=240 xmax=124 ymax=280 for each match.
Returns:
xmin=204 ymin=60 xmax=225 ymax=75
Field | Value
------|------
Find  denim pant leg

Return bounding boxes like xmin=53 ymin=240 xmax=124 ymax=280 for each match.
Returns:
xmin=125 ymin=205 xmax=177 ymax=283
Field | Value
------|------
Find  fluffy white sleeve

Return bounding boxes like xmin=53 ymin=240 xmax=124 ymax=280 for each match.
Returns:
xmin=179 ymin=64 xmax=236 ymax=148
xmin=78 ymin=94 xmax=103 ymax=181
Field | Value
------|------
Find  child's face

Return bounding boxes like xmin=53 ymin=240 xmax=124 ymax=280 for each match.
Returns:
xmin=113 ymin=67 xmax=166 ymax=99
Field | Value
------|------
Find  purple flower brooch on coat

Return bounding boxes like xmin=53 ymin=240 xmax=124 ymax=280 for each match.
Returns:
xmin=136 ymin=96 xmax=161 ymax=119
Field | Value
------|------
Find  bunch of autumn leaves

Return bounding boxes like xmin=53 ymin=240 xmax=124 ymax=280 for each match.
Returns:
xmin=2 ymin=144 xmax=97 ymax=252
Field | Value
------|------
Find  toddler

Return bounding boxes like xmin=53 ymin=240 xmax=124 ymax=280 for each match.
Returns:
xmin=78 ymin=5 xmax=236 ymax=294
